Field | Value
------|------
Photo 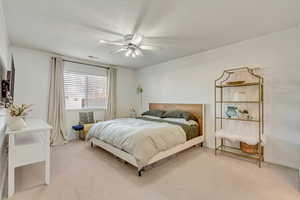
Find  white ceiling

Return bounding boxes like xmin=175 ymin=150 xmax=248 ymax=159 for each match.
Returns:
xmin=3 ymin=0 xmax=300 ymax=68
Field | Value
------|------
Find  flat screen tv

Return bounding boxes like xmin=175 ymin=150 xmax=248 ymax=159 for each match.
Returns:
xmin=0 ymin=55 xmax=15 ymax=104
xmin=0 ymin=58 xmax=4 ymax=104
xmin=6 ymin=56 xmax=15 ymax=100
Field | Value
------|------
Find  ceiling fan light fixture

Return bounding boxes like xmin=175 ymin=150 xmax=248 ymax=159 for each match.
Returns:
xmin=132 ymin=51 xmax=137 ymax=58
xmin=135 ymin=48 xmax=142 ymax=56
xmin=98 ymin=33 xmax=160 ymax=58
xmin=125 ymin=49 xmax=133 ymax=57
xmin=131 ymin=34 xmax=143 ymax=46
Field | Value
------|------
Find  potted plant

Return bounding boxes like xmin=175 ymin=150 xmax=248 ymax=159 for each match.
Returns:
xmin=8 ymin=104 xmax=33 ymax=130
xmin=238 ymin=109 xmax=253 ymax=120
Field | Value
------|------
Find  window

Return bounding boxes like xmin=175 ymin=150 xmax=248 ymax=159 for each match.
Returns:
xmin=63 ymin=67 xmax=107 ymax=110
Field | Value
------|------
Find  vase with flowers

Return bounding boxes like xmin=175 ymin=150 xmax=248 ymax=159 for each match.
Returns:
xmin=8 ymin=104 xmax=33 ymax=131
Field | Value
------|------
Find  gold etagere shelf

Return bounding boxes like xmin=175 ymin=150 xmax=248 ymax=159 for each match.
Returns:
xmin=214 ymin=67 xmax=264 ymax=167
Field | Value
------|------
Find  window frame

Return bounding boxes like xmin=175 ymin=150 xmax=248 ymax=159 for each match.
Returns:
xmin=65 ymin=107 xmax=106 ymax=112
xmin=63 ymin=68 xmax=108 ymax=111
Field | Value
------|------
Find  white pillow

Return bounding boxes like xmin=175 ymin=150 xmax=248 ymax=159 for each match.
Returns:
xmin=142 ymin=115 xmax=161 ymax=120
xmin=162 ymin=118 xmax=198 ymax=126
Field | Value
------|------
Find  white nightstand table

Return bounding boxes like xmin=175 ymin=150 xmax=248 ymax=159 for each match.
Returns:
xmin=7 ymin=119 xmax=52 ymax=197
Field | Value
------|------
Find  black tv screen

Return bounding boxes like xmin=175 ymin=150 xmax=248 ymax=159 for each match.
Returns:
xmin=0 ymin=59 xmax=3 ymax=103
xmin=6 ymin=56 xmax=15 ymax=99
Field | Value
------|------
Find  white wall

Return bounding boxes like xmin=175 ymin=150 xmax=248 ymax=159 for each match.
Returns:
xmin=138 ymin=27 xmax=300 ymax=169
xmin=0 ymin=0 xmax=9 ymax=198
xmin=12 ymin=46 xmax=138 ymax=140
xmin=0 ymin=0 xmax=9 ymax=69
xmin=13 ymin=47 xmax=51 ymax=121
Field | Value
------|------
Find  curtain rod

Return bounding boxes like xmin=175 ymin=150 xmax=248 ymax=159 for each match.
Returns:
xmin=62 ymin=59 xmax=110 ymax=70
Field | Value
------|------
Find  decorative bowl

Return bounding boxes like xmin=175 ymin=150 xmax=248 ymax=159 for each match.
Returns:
xmin=225 ymin=81 xmax=245 ymax=85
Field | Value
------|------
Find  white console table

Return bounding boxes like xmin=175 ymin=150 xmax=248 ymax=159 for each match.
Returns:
xmin=7 ymin=119 xmax=52 ymax=197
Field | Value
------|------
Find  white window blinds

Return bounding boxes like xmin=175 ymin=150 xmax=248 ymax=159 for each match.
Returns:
xmin=63 ymin=62 xmax=107 ymax=110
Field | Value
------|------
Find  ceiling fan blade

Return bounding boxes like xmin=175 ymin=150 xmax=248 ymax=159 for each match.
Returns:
xmin=131 ymin=34 xmax=143 ymax=46
xmin=99 ymin=40 xmax=125 ymax=46
xmin=140 ymin=45 xmax=161 ymax=50
xmin=110 ymin=47 xmax=127 ymax=54
xmin=131 ymin=1 xmax=151 ymax=34
xmin=125 ymin=49 xmax=134 ymax=57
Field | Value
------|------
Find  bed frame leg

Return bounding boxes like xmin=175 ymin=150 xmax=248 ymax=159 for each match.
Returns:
xmin=138 ymin=168 xmax=144 ymax=177
xmin=194 ymin=142 xmax=203 ymax=148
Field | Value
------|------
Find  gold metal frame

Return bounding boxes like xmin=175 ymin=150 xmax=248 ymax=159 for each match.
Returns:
xmin=214 ymin=67 xmax=264 ymax=167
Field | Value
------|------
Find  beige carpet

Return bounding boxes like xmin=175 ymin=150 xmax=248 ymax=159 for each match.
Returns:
xmin=7 ymin=140 xmax=300 ymax=200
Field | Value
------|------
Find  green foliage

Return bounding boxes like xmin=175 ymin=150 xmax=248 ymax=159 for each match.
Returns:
xmin=137 ymin=86 xmax=143 ymax=94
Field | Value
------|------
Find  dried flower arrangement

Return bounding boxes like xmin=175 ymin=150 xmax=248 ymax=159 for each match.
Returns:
xmin=9 ymin=104 xmax=33 ymax=117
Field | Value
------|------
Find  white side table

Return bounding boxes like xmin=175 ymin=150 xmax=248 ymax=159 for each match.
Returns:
xmin=7 ymin=119 xmax=52 ymax=197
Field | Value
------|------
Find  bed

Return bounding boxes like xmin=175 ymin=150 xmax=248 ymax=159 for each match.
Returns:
xmin=87 ymin=103 xmax=205 ymax=176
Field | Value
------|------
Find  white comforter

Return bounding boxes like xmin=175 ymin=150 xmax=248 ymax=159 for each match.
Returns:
xmin=87 ymin=118 xmax=186 ymax=168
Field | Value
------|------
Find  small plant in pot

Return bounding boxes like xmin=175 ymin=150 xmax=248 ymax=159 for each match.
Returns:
xmin=8 ymin=104 xmax=33 ymax=131
xmin=238 ymin=109 xmax=253 ymax=120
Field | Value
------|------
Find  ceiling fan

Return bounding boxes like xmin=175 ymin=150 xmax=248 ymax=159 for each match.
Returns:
xmin=99 ymin=34 xmax=159 ymax=58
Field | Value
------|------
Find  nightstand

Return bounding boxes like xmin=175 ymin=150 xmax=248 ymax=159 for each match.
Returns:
xmin=7 ymin=119 xmax=52 ymax=197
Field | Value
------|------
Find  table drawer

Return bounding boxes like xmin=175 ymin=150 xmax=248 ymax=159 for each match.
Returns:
xmin=14 ymin=144 xmax=46 ymax=167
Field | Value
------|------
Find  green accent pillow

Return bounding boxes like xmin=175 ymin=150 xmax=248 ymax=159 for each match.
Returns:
xmin=162 ymin=110 xmax=197 ymax=121
xmin=141 ymin=110 xmax=166 ymax=117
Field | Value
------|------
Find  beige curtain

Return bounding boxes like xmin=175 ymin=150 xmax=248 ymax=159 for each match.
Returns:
xmin=104 ymin=67 xmax=117 ymax=120
xmin=48 ymin=57 xmax=68 ymax=145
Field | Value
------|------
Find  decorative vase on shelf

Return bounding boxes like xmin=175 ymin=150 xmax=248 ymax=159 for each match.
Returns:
xmin=225 ymin=106 xmax=238 ymax=118
xmin=8 ymin=116 xmax=27 ymax=131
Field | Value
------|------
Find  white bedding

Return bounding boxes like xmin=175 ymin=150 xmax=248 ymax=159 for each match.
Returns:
xmin=142 ymin=115 xmax=198 ymax=125
xmin=142 ymin=115 xmax=161 ymax=120
xmin=87 ymin=118 xmax=186 ymax=168
xmin=216 ymin=128 xmax=265 ymax=145
xmin=162 ymin=118 xmax=198 ymax=126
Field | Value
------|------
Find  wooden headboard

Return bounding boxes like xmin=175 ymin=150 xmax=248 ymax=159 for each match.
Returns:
xmin=149 ymin=103 xmax=204 ymax=136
